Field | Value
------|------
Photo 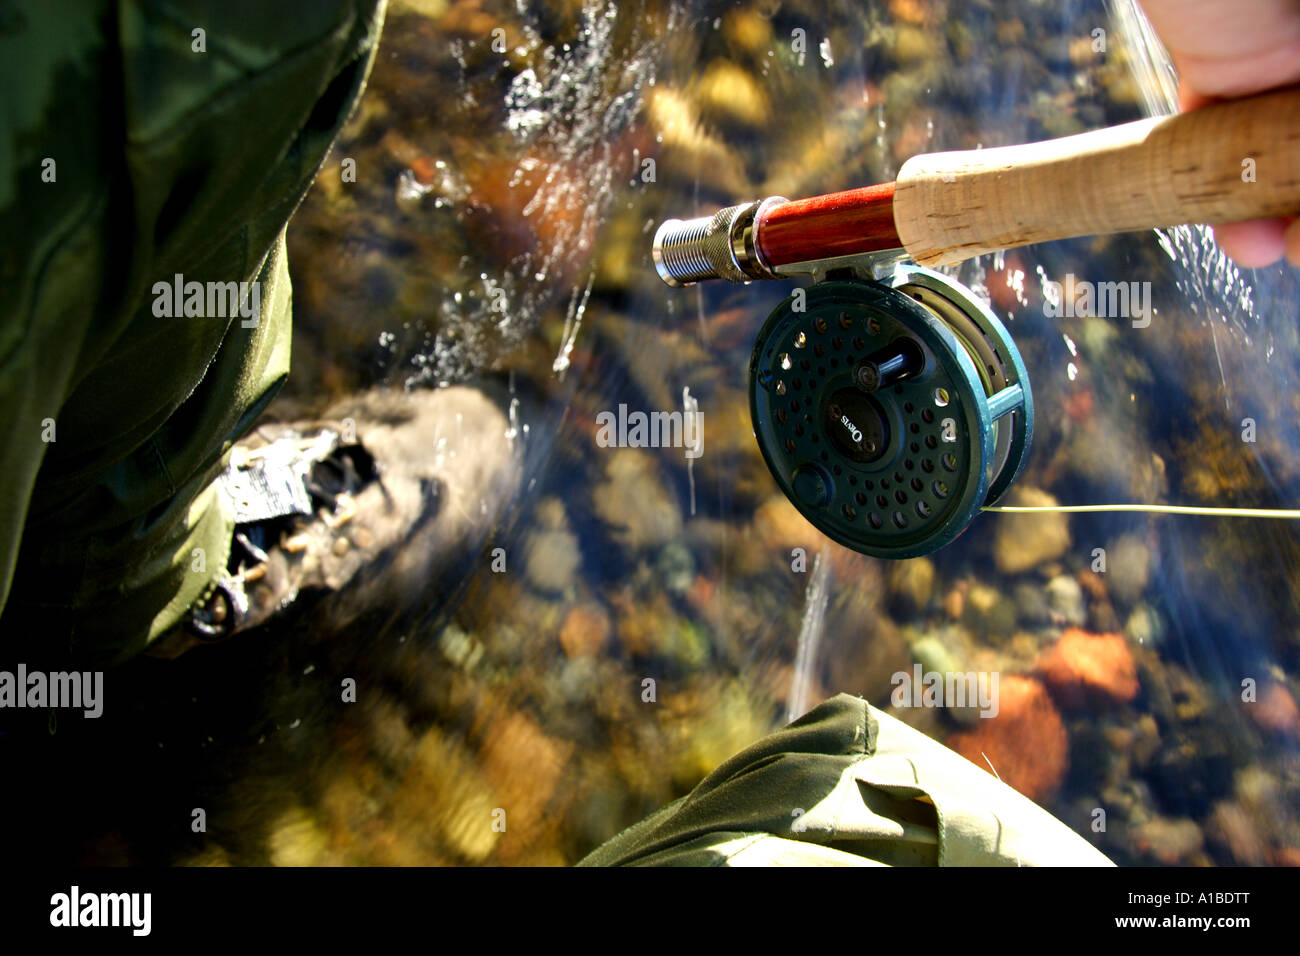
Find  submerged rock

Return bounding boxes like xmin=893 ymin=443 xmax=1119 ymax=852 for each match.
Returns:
xmin=1131 ymin=816 xmax=1205 ymax=865
xmin=1205 ymin=800 xmax=1269 ymax=866
xmin=992 ymin=487 xmax=1071 ymax=575
xmin=646 ymin=87 xmax=748 ymax=195
xmin=888 ymin=557 xmax=936 ymax=612
xmin=268 ymin=805 xmax=336 ymax=867
xmin=398 ymin=729 xmax=501 ymax=864
xmin=1013 ymin=581 xmax=1051 ymax=626
xmin=1125 ymin=603 xmax=1165 ymax=647
xmin=474 ymin=702 xmax=575 ymax=861
xmin=947 ymin=675 xmax=1069 ymax=803
xmin=694 ymin=59 xmax=772 ymax=129
xmin=559 ymin=603 xmax=611 ymax=659
xmin=1037 ymin=628 xmax=1140 ymax=708
xmin=750 ymin=494 xmax=820 ymax=569
xmin=613 ymin=590 xmax=709 ymax=671
xmin=1045 ymin=574 xmax=1087 ymax=627
xmin=721 ymin=8 xmax=772 ymax=54
xmin=1106 ymin=534 xmax=1152 ymax=605
xmin=656 ymin=541 xmax=696 ymax=595
xmin=1245 ymin=682 xmax=1300 ymax=738
xmin=592 ymin=448 xmax=683 ymax=552
xmin=893 ymin=24 xmax=942 ymax=65
xmin=962 ymin=582 xmax=1017 ymax=642
xmin=910 ymin=633 xmax=960 ymax=678
xmin=836 ymin=616 xmax=911 ymax=705
xmin=666 ymin=679 xmax=772 ymax=790
xmin=523 ymin=527 xmax=581 ymax=595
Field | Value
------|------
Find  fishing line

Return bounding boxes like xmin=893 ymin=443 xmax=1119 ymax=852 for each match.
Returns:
xmin=983 ymin=504 xmax=1300 ymax=519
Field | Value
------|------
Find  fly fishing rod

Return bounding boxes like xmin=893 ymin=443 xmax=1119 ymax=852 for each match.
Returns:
xmin=652 ymin=86 xmax=1300 ymax=559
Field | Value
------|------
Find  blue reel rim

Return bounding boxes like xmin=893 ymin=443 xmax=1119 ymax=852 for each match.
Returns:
xmin=885 ymin=264 xmax=1034 ymax=508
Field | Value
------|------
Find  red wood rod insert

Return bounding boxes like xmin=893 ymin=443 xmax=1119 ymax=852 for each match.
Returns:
xmin=756 ymin=182 xmax=901 ymax=267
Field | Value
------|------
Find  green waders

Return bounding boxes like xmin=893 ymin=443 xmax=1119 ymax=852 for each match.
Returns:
xmin=0 ymin=0 xmax=387 ymax=665
xmin=579 ymin=694 xmax=1113 ymax=866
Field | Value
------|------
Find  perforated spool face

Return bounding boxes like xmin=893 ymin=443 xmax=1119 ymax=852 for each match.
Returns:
xmin=749 ymin=279 xmax=993 ymax=558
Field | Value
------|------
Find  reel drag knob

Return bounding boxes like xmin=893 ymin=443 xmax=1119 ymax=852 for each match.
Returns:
xmin=748 ymin=266 xmax=1033 ymax=559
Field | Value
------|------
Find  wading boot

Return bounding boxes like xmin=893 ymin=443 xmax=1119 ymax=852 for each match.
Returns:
xmin=149 ymin=385 xmax=522 ymax=658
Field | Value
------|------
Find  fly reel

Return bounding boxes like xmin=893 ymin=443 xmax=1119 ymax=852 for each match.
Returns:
xmin=749 ymin=263 xmax=1033 ymax=559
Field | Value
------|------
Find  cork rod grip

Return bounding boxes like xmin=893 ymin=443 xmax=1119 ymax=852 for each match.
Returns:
xmin=892 ymin=85 xmax=1300 ymax=267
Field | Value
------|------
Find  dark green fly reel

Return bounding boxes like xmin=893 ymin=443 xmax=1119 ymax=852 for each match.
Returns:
xmin=748 ymin=263 xmax=1033 ymax=559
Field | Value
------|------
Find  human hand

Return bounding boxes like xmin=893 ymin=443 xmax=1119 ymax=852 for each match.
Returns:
xmin=1140 ymin=0 xmax=1300 ymax=267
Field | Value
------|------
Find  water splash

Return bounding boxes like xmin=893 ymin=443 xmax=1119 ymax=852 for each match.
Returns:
xmin=786 ymin=547 xmax=832 ymax=725
xmin=552 ymin=270 xmax=595 ymax=376
xmin=1108 ymin=0 xmax=1264 ymax=400
xmin=682 ymin=385 xmax=698 ymax=516
xmin=818 ymin=37 xmax=834 ymax=69
xmin=404 ymin=0 xmax=673 ymax=388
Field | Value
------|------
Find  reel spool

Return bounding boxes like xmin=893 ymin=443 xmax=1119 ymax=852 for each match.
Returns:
xmin=749 ymin=263 xmax=1033 ymax=559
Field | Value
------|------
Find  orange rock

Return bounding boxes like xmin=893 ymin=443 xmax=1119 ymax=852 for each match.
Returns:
xmin=410 ymin=155 xmax=438 ymax=187
xmin=1271 ymin=847 xmax=1300 ymax=867
xmin=1037 ymin=627 xmax=1139 ymax=707
xmin=1247 ymin=682 xmax=1300 ymax=738
xmin=435 ymin=0 xmax=499 ymax=37
xmin=888 ymin=0 xmax=931 ymax=25
xmin=474 ymin=704 xmax=574 ymax=861
xmin=459 ymin=140 xmax=617 ymax=285
xmin=378 ymin=129 xmax=428 ymax=175
xmin=891 ymin=115 xmax=935 ymax=167
xmin=985 ymin=251 xmax=1032 ymax=316
xmin=611 ymin=591 xmax=672 ymax=659
xmin=1064 ymin=387 xmax=1094 ymax=423
xmin=942 ymin=580 xmax=968 ymax=620
xmin=1131 ymin=816 xmax=1205 ymax=865
xmin=752 ymin=495 xmax=819 ymax=552
xmin=948 ymin=675 xmax=1069 ymax=802
xmin=750 ymin=495 xmax=878 ymax=582
xmin=1075 ymin=567 xmax=1107 ymax=601
xmin=559 ymin=603 xmax=610 ymax=659
xmin=685 ymin=574 xmax=717 ymax=614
